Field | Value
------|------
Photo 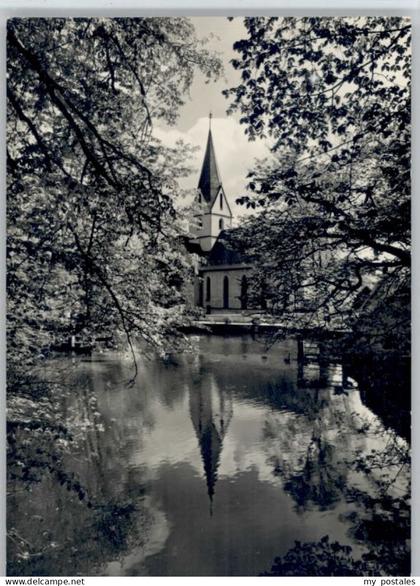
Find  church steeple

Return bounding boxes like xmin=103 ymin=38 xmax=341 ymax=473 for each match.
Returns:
xmin=191 ymin=115 xmax=233 ymax=252
xmin=198 ymin=114 xmax=222 ymax=205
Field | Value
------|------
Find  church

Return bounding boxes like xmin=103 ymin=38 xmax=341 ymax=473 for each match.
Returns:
xmin=188 ymin=118 xmax=255 ymax=313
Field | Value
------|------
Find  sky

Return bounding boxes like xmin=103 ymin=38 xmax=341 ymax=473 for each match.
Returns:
xmin=154 ymin=17 xmax=272 ymax=221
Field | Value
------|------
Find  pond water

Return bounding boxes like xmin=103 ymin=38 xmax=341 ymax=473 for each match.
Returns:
xmin=8 ymin=334 xmax=410 ymax=576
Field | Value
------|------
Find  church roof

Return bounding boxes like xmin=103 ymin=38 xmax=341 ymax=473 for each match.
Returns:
xmin=204 ymin=229 xmax=253 ymax=266
xmin=198 ymin=129 xmax=222 ymax=205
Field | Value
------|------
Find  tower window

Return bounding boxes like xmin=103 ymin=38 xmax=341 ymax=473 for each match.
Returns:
xmin=198 ymin=192 xmax=202 ymax=204
xmin=198 ymin=218 xmax=203 ymax=229
xmin=220 ymin=193 xmax=223 ymax=210
xmin=219 ymin=218 xmax=224 ymax=230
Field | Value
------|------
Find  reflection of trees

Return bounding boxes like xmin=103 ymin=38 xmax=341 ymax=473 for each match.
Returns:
xmin=261 ymin=533 xmax=409 ymax=576
xmin=262 ymin=472 xmax=410 ymax=576
xmin=263 ymin=394 xmax=350 ymax=512
xmin=259 ymin=368 xmax=410 ymax=576
xmin=189 ymin=369 xmax=233 ymax=511
xmin=8 ymin=488 xmax=169 ymax=576
xmin=63 ymin=359 xmax=156 ymax=500
xmin=148 ymin=356 xmax=188 ymax=410
xmin=194 ymin=336 xmax=410 ymax=576
xmin=262 ymin=536 xmax=366 ymax=576
xmin=345 ymin=357 xmax=410 ymax=441
xmin=8 ymin=357 xmax=166 ymax=576
xmin=208 ymin=349 xmax=368 ymax=513
xmin=281 ymin=436 xmax=346 ymax=511
xmin=341 ymin=421 xmax=410 ymax=571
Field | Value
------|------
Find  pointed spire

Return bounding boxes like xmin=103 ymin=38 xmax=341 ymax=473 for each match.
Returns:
xmin=198 ymin=116 xmax=222 ymax=204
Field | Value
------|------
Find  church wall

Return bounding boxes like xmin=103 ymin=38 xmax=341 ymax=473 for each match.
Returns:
xmin=199 ymin=267 xmax=252 ymax=311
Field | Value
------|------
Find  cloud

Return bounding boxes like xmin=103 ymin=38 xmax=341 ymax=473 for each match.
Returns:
xmin=154 ymin=116 xmax=271 ymax=221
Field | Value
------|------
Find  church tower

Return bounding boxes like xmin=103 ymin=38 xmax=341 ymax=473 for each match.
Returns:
xmin=191 ymin=114 xmax=233 ymax=252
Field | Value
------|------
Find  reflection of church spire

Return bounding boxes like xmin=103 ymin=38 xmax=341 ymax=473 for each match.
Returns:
xmin=189 ymin=373 xmax=233 ymax=513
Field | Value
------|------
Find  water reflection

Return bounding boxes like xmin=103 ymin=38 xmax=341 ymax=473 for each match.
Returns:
xmin=7 ymin=335 xmax=410 ymax=576
xmin=189 ymin=372 xmax=233 ymax=512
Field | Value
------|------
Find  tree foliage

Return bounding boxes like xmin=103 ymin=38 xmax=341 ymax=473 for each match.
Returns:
xmin=225 ymin=17 xmax=410 ymax=349
xmin=7 ymin=17 xmax=221 ymax=526
xmin=8 ymin=17 xmax=221 ymax=369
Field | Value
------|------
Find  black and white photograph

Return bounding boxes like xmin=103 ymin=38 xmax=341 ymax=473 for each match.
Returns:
xmin=6 ymin=16 xmax=411 ymax=577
